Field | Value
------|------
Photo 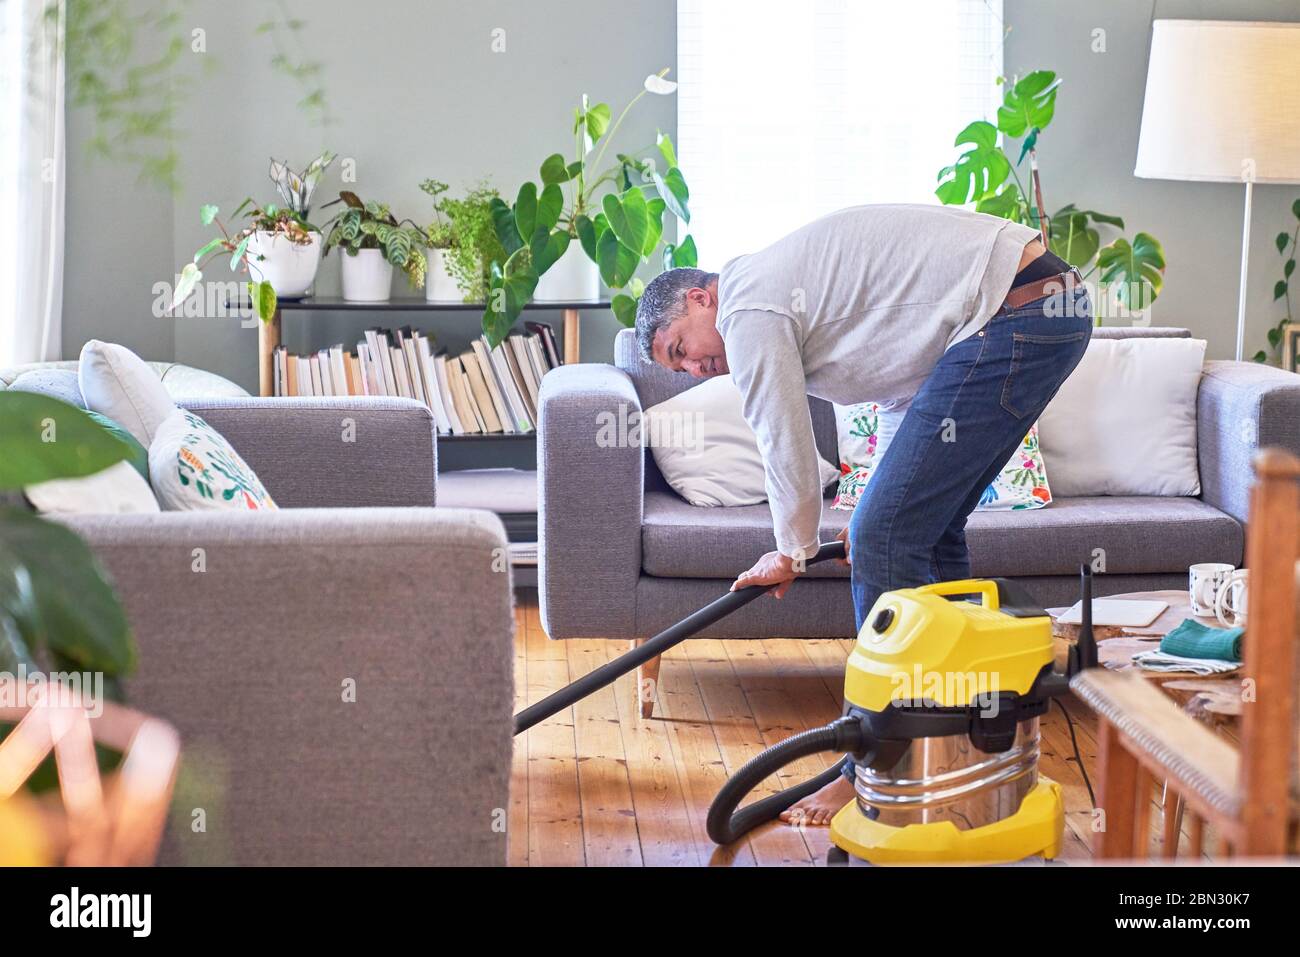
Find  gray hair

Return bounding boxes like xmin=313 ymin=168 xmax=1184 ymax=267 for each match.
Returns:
xmin=635 ymin=267 xmax=718 ymax=362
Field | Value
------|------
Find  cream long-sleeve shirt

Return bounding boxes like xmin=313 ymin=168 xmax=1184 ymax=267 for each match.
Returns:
xmin=716 ymin=204 xmax=1038 ymax=559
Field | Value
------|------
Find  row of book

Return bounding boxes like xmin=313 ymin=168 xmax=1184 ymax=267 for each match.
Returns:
xmin=271 ymin=321 xmax=563 ymax=435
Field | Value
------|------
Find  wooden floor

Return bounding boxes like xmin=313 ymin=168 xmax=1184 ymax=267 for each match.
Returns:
xmin=510 ymin=595 xmax=1210 ymax=866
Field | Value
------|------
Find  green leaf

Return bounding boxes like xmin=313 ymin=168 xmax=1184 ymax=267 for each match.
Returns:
xmin=0 ymin=507 xmax=135 ymax=674
xmin=663 ymin=235 xmax=699 ymax=270
xmin=997 ymin=70 xmax=1060 ymax=137
xmin=537 ymin=183 xmax=564 ymax=232
xmin=657 ymin=131 xmax=678 ymax=169
xmin=1293 ymin=198 xmax=1300 ymax=220
xmin=1268 ymin=326 xmax=1283 ymax=348
xmin=199 ymin=204 xmax=218 ymax=225
xmin=643 ymin=197 xmax=666 ymax=257
xmin=584 ymin=102 xmax=611 ymax=140
xmin=540 ymin=153 xmax=573 ymax=186
xmin=1276 ymin=280 xmax=1289 ymax=301
xmin=193 ymin=237 xmax=224 ymax=263
xmin=975 ymin=184 xmax=1027 ymax=223
xmin=490 ymin=197 xmax=523 ymax=256
xmin=1096 ymin=232 xmax=1166 ymax=310
xmin=530 ymin=227 xmax=571 ymax=276
xmin=935 ymin=121 xmax=1010 ymax=206
xmin=575 ymin=214 xmax=599 ymax=261
xmin=514 ymin=182 xmax=538 ymax=243
xmin=0 ymin=393 xmax=131 ymax=489
xmin=1279 ymin=232 xmax=1292 ymax=254
xmin=229 ymin=234 xmax=251 ymax=271
xmin=602 ymin=189 xmax=650 ymax=260
xmin=1253 ymin=350 xmax=1268 ymax=363
xmin=481 ymin=256 xmax=539 ymax=347
xmin=1049 ymin=210 xmax=1100 ymax=268
xmin=651 ymin=167 xmax=690 ymax=224
xmin=1286 ymin=259 xmax=1296 ymax=278
xmin=611 ymin=293 xmax=638 ymax=327
xmin=596 ymin=228 xmax=640 ymax=288
xmin=249 ymin=280 xmax=277 ymax=324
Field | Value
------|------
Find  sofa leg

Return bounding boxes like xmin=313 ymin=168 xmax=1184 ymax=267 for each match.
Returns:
xmin=633 ymin=639 xmax=662 ymax=719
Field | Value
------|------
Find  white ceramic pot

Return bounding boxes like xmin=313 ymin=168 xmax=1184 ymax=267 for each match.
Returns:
xmin=245 ymin=229 xmax=322 ymax=299
xmin=533 ymin=243 xmax=600 ymax=302
xmin=425 ymin=247 xmax=462 ymax=302
xmin=340 ymin=248 xmax=394 ymax=302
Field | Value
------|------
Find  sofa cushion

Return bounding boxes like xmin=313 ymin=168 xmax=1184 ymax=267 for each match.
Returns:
xmin=6 ymin=368 xmax=84 ymax=407
xmin=641 ymin=490 xmax=1241 ymax=579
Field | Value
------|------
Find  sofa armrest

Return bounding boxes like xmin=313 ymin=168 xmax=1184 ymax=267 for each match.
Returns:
xmin=65 ymin=507 xmax=513 ymax=865
xmin=538 ymin=364 xmax=644 ymax=638
xmin=1198 ymin=360 xmax=1300 ymax=523
xmin=178 ymin=397 xmax=437 ymax=508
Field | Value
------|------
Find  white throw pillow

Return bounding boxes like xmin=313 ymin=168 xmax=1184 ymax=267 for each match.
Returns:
xmin=25 ymin=461 xmax=160 ymax=515
xmin=78 ymin=340 xmax=177 ymax=447
xmin=644 ymin=375 xmax=839 ymax=507
xmin=1038 ymin=336 xmax=1206 ymax=496
xmin=149 ymin=408 xmax=278 ymax=511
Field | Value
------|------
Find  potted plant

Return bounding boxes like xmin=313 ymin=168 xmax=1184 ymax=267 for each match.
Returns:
xmin=420 ymin=179 xmax=507 ymax=303
xmin=321 ymin=191 xmax=428 ymax=302
xmin=482 ymin=69 xmax=698 ymax=344
xmin=935 ymin=70 xmax=1166 ymax=319
xmin=172 ymin=199 xmax=318 ymax=325
xmin=243 ymin=150 xmax=336 ymax=297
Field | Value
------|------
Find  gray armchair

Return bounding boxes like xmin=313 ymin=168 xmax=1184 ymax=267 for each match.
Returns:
xmin=538 ymin=328 xmax=1300 ymax=717
xmin=66 ymin=397 xmax=514 ymax=866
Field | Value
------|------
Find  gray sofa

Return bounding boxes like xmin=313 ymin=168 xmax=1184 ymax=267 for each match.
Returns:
xmin=53 ymin=395 xmax=514 ymax=866
xmin=538 ymin=326 xmax=1300 ymax=657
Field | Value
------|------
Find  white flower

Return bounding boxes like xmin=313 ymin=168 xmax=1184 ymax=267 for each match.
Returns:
xmin=644 ymin=73 xmax=678 ymax=95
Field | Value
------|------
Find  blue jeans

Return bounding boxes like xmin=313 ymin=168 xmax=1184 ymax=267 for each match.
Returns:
xmin=837 ymin=283 xmax=1091 ymax=785
xmin=847 ymin=284 xmax=1093 ymax=631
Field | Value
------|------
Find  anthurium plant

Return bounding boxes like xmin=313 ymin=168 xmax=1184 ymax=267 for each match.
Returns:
xmin=481 ymin=69 xmax=698 ymax=345
xmin=173 ymin=200 xmax=317 ymax=324
xmin=936 ymin=70 xmax=1166 ymax=314
xmin=321 ymin=191 xmax=429 ymax=289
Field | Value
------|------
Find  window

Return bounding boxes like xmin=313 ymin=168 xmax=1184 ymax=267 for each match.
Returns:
xmin=677 ymin=0 xmax=1004 ymax=265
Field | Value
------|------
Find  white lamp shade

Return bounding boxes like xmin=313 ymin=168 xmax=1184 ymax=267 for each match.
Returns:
xmin=1135 ymin=20 xmax=1300 ymax=184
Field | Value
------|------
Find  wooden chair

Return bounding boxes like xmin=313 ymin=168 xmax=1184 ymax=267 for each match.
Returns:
xmin=1071 ymin=448 xmax=1300 ymax=859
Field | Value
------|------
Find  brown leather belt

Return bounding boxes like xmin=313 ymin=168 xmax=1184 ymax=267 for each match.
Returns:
xmin=1000 ymin=267 xmax=1084 ymax=312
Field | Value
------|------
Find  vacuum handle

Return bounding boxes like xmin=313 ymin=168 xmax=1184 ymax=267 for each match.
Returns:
xmin=919 ymin=578 xmax=1001 ymax=610
xmin=513 ymin=540 xmax=846 ymax=736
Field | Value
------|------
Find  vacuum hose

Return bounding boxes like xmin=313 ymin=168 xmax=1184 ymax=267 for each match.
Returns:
xmin=706 ymin=715 xmax=872 ymax=845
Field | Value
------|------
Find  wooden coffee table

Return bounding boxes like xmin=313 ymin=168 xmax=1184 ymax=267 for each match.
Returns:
xmin=1048 ymin=589 xmax=1243 ymax=727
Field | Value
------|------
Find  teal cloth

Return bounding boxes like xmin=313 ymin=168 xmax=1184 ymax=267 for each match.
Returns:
xmin=1159 ymin=618 xmax=1243 ymax=662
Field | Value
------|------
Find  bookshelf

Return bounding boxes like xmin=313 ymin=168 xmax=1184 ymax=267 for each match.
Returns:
xmin=257 ymin=295 xmax=611 ymax=587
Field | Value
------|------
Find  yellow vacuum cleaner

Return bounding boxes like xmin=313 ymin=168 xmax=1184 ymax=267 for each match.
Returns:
xmin=707 ymin=569 xmax=1098 ymax=865
xmin=513 ymin=540 xmax=1097 ymax=866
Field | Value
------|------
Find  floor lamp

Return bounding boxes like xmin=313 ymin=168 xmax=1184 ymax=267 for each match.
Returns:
xmin=1135 ymin=20 xmax=1300 ymax=361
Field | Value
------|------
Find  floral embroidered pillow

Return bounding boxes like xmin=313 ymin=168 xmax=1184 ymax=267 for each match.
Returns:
xmin=831 ymin=401 xmax=1050 ymax=512
xmin=148 ymin=409 xmax=277 ymax=511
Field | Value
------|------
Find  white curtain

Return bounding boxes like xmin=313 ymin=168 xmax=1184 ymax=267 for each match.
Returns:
xmin=677 ymin=0 xmax=1004 ymax=265
xmin=0 ymin=0 xmax=65 ymax=367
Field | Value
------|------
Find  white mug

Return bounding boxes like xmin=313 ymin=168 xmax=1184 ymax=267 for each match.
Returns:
xmin=1215 ymin=569 xmax=1249 ymax=627
xmin=1189 ymin=563 xmax=1234 ymax=617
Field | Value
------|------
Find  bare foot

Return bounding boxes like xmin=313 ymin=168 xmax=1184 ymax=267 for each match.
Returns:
xmin=779 ymin=773 xmax=855 ymax=827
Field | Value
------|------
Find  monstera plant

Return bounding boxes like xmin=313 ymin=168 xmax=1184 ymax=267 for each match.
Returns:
xmin=936 ymin=70 xmax=1166 ymax=314
xmin=481 ymin=69 xmax=698 ymax=345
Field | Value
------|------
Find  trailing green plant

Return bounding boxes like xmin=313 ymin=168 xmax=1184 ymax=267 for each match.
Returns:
xmin=0 ymin=392 xmax=139 ymax=791
xmin=51 ymin=1 xmax=329 ymax=191
xmin=420 ymin=179 xmax=508 ymax=302
xmin=936 ymin=70 xmax=1167 ymax=314
xmin=321 ymin=191 xmax=428 ymax=289
xmin=1255 ymin=198 xmax=1300 ymax=363
xmin=481 ymin=69 xmax=698 ymax=345
xmin=172 ymin=200 xmax=318 ymax=325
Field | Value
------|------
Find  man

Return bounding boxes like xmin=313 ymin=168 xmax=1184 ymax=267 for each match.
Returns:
xmin=634 ymin=204 xmax=1091 ymax=823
